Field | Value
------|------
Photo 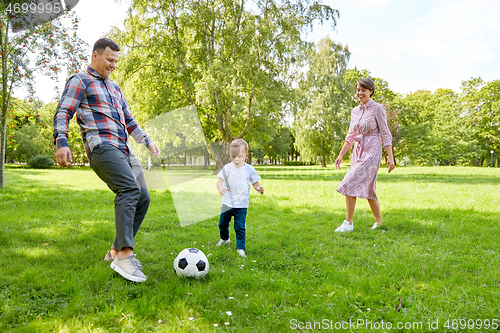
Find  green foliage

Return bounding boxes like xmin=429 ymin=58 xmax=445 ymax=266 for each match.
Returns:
xmin=0 ymin=5 xmax=88 ymax=187
xmin=294 ymin=37 xmax=351 ymax=167
xmin=459 ymin=78 xmax=500 ymax=165
xmin=391 ymin=79 xmax=500 ymax=167
xmin=1 ymin=166 xmax=500 ymax=331
xmin=110 ymin=0 xmax=339 ymax=170
xmin=28 ymin=155 xmax=54 ymax=169
xmin=7 ymin=124 xmax=47 ymax=162
xmin=283 ymin=160 xmax=316 ymax=166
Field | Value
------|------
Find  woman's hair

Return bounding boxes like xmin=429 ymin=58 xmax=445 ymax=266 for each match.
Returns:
xmin=356 ymin=77 xmax=376 ymax=97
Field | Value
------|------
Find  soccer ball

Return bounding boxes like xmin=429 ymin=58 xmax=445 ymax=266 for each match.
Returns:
xmin=173 ymin=248 xmax=209 ymax=278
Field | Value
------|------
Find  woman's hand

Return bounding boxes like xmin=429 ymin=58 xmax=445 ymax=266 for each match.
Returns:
xmin=335 ymin=155 xmax=343 ymax=169
xmin=386 ymin=157 xmax=395 ymax=173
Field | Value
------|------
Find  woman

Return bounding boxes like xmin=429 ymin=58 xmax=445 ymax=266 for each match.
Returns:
xmin=334 ymin=77 xmax=395 ymax=232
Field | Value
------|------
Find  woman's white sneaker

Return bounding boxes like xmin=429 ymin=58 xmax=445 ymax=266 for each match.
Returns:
xmin=335 ymin=220 xmax=354 ymax=232
xmin=371 ymin=223 xmax=380 ymax=230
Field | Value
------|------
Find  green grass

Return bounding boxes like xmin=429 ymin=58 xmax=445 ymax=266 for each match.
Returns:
xmin=1 ymin=164 xmax=500 ymax=332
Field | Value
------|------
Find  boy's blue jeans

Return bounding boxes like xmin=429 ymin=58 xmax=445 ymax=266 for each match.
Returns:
xmin=218 ymin=207 xmax=247 ymax=250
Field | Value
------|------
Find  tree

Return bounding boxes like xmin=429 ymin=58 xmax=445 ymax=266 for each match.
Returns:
xmin=391 ymin=90 xmax=436 ymax=165
xmin=0 ymin=2 xmax=87 ymax=187
xmin=459 ymin=77 xmax=500 ymax=166
xmin=110 ymin=0 xmax=339 ymax=172
xmin=392 ymin=88 xmax=479 ymax=166
xmin=293 ymin=37 xmax=351 ymax=167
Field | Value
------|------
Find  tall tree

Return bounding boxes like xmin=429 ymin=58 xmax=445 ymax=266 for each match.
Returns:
xmin=293 ymin=37 xmax=351 ymax=167
xmin=0 ymin=2 xmax=87 ymax=187
xmin=110 ymin=0 xmax=339 ymax=171
xmin=459 ymin=77 xmax=500 ymax=166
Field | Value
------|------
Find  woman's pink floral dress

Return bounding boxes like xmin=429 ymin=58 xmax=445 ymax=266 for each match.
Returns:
xmin=337 ymin=99 xmax=393 ymax=200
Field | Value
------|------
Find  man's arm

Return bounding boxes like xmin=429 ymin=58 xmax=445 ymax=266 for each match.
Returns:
xmin=53 ymin=75 xmax=83 ymax=167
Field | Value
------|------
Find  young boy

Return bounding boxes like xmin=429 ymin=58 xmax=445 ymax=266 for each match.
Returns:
xmin=216 ymin=139 xmax=264 ymax=257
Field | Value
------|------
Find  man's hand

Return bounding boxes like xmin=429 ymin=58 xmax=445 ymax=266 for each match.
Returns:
xmin=148 ymin=142 xmax=160 ymax=156
xmin=56 ymin=147 xmax=72 ymax=167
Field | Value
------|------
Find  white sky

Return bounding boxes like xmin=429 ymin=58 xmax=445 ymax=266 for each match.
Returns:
xmin=25 ymin=0 xmax=500 ymax=102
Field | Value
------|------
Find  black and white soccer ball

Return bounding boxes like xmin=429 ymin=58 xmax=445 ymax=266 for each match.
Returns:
xmin=173 ymin=248 xmax=209 ymax=279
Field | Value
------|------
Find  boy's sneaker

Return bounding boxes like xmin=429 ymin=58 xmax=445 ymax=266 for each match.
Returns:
xmin=335 ymin=220 xmax=354 ymax=232
xmin=371 ymin=223 xmax=380 ymax=230
xmin=104 ymin=251 xmax=114 ymax=262
xmin=216 ymin=239 xmax=231 ymax=246
xmin=110 ymin=255 xmax=147 ymax=282
xmin=237 ymin=249 xmax=246 ymax=258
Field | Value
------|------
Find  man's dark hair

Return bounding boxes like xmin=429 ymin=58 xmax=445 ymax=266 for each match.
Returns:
xmin=92 ymin=38 xmax=120 ymax=54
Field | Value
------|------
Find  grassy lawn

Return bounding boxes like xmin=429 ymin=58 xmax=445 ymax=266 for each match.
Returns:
xmin=1 ymin=164 xmax=499 ymax=332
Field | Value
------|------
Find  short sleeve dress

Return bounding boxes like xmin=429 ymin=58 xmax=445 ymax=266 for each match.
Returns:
xmin=336 ymin=99 xmax=393 ymax=200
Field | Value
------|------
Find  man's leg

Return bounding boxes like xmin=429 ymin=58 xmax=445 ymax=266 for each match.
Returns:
xmin=130 ymin=155 xmax=151 ymax=238
xmin=90 ymin=144 xmax=140 ymax=253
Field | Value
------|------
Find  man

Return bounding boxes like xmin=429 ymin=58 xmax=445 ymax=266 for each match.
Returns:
xmin=54 ymin=38 xmax=160 ymax=282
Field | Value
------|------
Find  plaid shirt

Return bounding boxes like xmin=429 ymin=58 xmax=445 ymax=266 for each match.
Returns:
xmin=53 ymin=67 xmax=151 ymax=159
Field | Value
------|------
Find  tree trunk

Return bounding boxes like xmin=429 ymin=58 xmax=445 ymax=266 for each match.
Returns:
xmin=210 ymin=141 xmax=230 ymax=175
xmin=202 ymin=147 xmax=209 ymax=170
xmin=321 ymin=155 xmax=327 ymax=168
xmin=0 ymin=112 xmax=6 ymax=188
xmin=0 ymin=25 xmax=7 ymax=188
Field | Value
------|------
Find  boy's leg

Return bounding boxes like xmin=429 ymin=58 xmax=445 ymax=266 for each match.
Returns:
xmin=233 ymin=208 xmax=247 ymax=250
xmin=218 ymin=208 xmax=233 ymax=241
xmin=90 ymin=144 xmax=140 ymax=252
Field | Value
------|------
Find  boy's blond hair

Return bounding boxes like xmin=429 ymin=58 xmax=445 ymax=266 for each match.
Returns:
xmin=230 ymin=139 xmax=249 ymax=153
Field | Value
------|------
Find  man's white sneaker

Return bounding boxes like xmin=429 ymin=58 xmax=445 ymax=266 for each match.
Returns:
xmin=110 ymin=255 xmax=147 ymax=282
xmin=237 ymin=249 xmax=246 ymax=258
xmin=335 ymin=220 xmax=354 ymax=232
xmin=371 ymin=223 xmax=380 ymax=230
xmin=216 ymin=239 xmax=231 ymax=246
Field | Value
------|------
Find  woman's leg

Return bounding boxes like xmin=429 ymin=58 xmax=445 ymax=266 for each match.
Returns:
xmin=346 ymin=195 xmax=356 ymax=224
xmin=368 ymin=199 xmax=382 ymax=225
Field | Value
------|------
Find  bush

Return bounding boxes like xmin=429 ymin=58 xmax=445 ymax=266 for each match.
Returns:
xmin=28 ymin=155 xmax=55 ymax=169
xmin=283 ymin=160 xmax=317 ymax=166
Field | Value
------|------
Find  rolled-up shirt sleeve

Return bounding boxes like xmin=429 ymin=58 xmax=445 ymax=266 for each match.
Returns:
xmin=53 ymin=75 xmax=83 ymax=149
xmin=344 ymin=107 xmax=358 ymax=145
xmin=375 ymin=104 xmax=393 ymax=146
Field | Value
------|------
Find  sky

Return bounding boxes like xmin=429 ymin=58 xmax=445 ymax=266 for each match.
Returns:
xmin=27 ymin=0 xmax=500 ymax=102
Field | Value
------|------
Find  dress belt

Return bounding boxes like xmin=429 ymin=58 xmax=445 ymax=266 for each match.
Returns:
xmin=353 ymin=133 xmax=379 ymax=157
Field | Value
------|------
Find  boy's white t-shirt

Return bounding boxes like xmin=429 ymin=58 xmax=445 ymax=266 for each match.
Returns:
xmin=217 ymin=162 xmax=261 ymax=208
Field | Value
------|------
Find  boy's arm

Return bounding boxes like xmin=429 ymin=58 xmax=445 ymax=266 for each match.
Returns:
xmin=252 ymin=181 xmax=264 ymax=195
xmin=217 ymin=177 xmax=228 ymax=195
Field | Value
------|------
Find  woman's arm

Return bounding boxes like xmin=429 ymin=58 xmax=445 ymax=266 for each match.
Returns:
xmin=335 ymin=141 xmax=353 ymax=169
